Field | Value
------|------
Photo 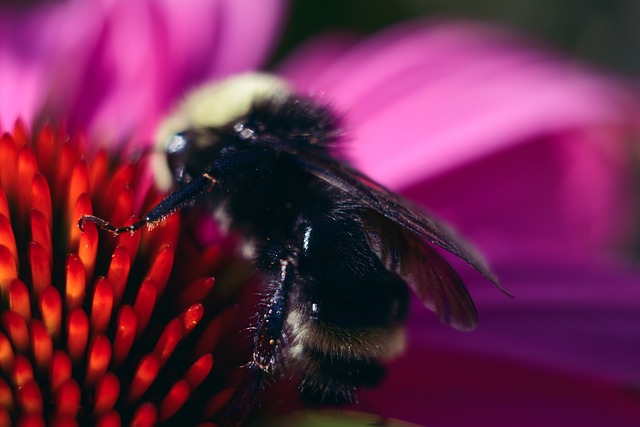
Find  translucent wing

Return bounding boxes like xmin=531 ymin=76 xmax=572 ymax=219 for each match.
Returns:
xmin=361 ymin=210 xmax=477 ymax=330
xmin=278 ymin=145 xmax=502 ymax=282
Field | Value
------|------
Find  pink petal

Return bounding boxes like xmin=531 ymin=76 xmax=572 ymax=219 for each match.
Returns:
xmin=408 ymin=252 xmax=640 ymax=385
xmin=0 ymin=0 xmax=287 ymax=140
xmin=0 ymin=1 xmax=108 ymax=128
xmin=400 ymin=131 xmax=636 ymax=256
xmin=0 ymin=48 xmax=46 ymax=130
xmin=277 ymin=31 xmax=359 ymax=90
xmin=280 ymin=21 xmax=635 ymax=184
xmin=64 ymin=0 xmax=287 ymax=141
xmin=362 ymin=346 xmax=640 ymax=427
xmin=278 ymin=20 xmax=639 ymax=251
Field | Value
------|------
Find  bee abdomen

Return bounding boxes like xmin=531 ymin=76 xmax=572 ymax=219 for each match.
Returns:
xmin=287 ymin=312 xmax=406 ymax=404
xmin=288 ymin=310 xmax=406 ymax=361
xmin=297 ymin=347 xmax=386 ymax=404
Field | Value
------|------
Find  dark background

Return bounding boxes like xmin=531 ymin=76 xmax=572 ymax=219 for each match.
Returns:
xmin=274 ymin=0 xmax=640 ymax=75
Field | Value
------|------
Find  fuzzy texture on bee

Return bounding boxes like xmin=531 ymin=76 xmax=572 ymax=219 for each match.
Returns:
xmin=80 ymin=73 xmax=503 ymax=421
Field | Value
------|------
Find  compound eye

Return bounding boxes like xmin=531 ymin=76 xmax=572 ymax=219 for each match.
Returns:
xmin=165 ymin=131 xmax=193 ymax=185
xmin=233 ymin=122 xmax=256 ymax=140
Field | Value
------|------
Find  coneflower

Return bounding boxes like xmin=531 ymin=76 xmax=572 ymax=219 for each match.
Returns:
xmin=0 ymin=120 xmax=248 ymax=426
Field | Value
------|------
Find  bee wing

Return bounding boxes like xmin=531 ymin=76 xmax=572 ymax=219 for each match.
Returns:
xmin=280 ymin=147 xmax=503 ymax=288
xmin=361 ymin=210 xmax=477 ymax=330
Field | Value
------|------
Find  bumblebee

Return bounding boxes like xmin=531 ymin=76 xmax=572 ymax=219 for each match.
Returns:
xmin=80 ymin=73 xmax=503 ymax=417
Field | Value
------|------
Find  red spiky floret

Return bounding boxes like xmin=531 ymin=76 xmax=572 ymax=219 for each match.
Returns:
xmin=0 ymin=121 xmax=249 ymax=425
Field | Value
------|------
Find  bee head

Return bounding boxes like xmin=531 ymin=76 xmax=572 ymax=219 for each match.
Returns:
xmin=152 ymin=73 xmax=293 ymax=191
xmin=163 ymin=131 xmax=193 ymax=185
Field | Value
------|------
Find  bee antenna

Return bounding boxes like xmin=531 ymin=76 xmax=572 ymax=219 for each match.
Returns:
xmin=78 ymin=215 xmax=148 ymax=235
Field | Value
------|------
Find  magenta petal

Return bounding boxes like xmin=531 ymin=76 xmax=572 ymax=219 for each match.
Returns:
xmin=400 ymin=133 xmax=636 ymax=255
xmin=205 ymin=0 xmax=290 ymax=75
xmin=64 ymin=0 xmax=287 ymax=141
xmin=278 ymin=31 xmax=359 ymax=90
xmin=0 ymin=0 xmax=112 ymax=128
xmin=362 ymin=346 xmax=640 ymax=427
xmin=407 ymin=252 xmax=640 ymax=384
xmin=0 ymin=48 xmax=46 ymax=129
xmin=0 ymin=0 xmax=287 ymax=140
xmin=280 ymin=21 xmax=635 ymax=184
xmin=278 ymin=20 xmax=639 ymax=251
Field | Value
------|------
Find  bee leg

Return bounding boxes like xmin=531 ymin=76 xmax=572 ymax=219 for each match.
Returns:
xmin=78 ymin=172 xmax=216 ymax=235
xmin=252 ymin=256 xmax=294 ymax=371
xmin=222 ymin=253 xmax=296 ymax=425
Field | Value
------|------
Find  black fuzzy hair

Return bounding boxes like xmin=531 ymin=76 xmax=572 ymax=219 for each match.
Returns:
xmin=247 ymin=94 xmax=343 ymax=147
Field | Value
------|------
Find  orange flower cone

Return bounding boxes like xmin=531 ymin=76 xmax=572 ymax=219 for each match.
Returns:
xmin=0 ymin=121 xmax=247 ymax=426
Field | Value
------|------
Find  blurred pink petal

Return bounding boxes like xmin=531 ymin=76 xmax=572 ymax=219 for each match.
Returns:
xmin=413 ymin=252 xmax=640 ymax=382
xmin=0 ymin=2 xmax=80 ymax=127
xmin=0 ymin=47 xmax=45 ymax=130
xmin=362 ymin=345 xmax=640 ymax=427
xmin=276 ymin=31 xmax=358 ymax=89
xmin=279 ymin=20 xmax=639 ymax=252
xmin=401 ymin=132 xmax=636 ymax=256
xmin=353 ymin=252 xmax=640 ymax=426
xmin=0 ymin=0 xmax=287 ymax=140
